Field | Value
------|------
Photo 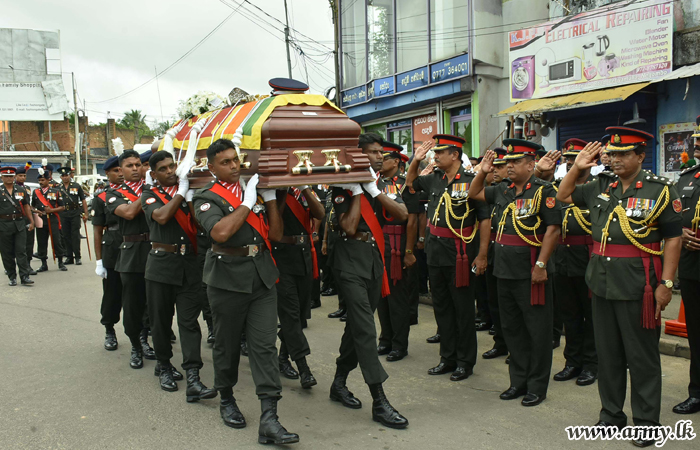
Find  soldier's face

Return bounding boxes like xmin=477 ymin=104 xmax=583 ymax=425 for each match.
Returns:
xmin=16 ymin=174 xmax=26 ymax=184
xmin=506 ymin=157 xmax=534 ymax=182
xmin=695 ymin=138 xmax=700 ymax=158
xmin=566 ymin=156 xmax=577 ymax=172
xmin=433 ymin=149 xmax=457 ymax=171
xmin=363 ymin=142 xmax=384 ymax=172
xmin=153 ymin=158 xmax=177 ymax=187
xmin=61 ymin=173 xmax=70 ymax=183
xmin=1 ymin=174 xmax=13 ymax=186
xmin=381 ymin=156 xmax=398 ymax=176
xmin=120 ymin=157 xmax=142 ymax=182
xmin=610 ymin=151 xmax=644 ymax=177
xmin=209 ymin=148 xmax=241 ymax=184
xmin=140 ymin=162 xmax=150 ymax=179
xmin=600 ymin=153 xmax=611 ymax=165
xmin=39 ymin=178 xmax=49 ymax=188
xmin=106 ymin=167 xmax=123 ymax=185
xmin=494 ymin=164 xmax=508 ymax=183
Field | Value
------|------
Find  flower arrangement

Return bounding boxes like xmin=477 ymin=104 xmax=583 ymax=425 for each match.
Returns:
xmin=176 ymin=91 xmax=228 ymax=120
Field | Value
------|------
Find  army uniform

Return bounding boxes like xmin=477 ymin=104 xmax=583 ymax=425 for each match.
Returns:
xmin=309 ymin=184 xmax=328 ymax=309
xmin=57 ymin=173 xmax=87 ymax=263
xmin=0 ymin=173 xmax=32 ymax=284
xmin=196 ymin=229 xmax=215 ymax=343
xmin=32 ymin=184 xmax=67 ymax=265
xmin=570 ymin=127 xmax=682 ymax=427
xmin=15 ymin=169 xmax=35 ymax=268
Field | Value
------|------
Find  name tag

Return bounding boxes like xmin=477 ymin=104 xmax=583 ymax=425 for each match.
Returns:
xmin=683 ymin=186 xmax=695 ymax=191
xmin=597 ymin=194 xmax=610 ymax=202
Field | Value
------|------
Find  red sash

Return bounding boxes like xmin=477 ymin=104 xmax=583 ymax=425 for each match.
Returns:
xmin=35 ymin=189 xmax=61 ymax=229
xmin=150 ymin=187 xmax=198 ymax=254
xmin=117 ymin=186 xmax=140 ymax=203
xmin=98 ymin=192 xmax=107 ymax=202
xmin=358 ymin=194 xmax=391 ymax=297
xmin=285 ymin=195 xmax=319 ymax=279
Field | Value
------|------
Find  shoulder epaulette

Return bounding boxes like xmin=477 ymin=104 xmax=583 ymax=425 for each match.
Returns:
xmin=533 ymin=178 xmax=552 ymax=188
xmin=643 ymin=173 xmax=674 ymax=186
xmin=680 ymin=164 xmax=700 ymax=176
xmin=599 ymin=170 xmax=616 ymax=178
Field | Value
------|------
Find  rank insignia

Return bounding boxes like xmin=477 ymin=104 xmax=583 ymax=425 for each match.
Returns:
xmin=146 ymin=198 xmax=156 ymax=205
xmin=507 ymin=145 xmax=513 ymax=153
xmin=334 ymin=196 xmax=345 ymax=204
xmin=546 ymin=197 xmax=555 ymax=208
xmin=673 ymin=198 xmax=682 ymax=213
xmin=199 ymin=203 xmax=210 ymax=212
xmin=108 ymin=197 xmax=116 ymax=203
xmin=612 ymin=134 xmax=621 ymax=144
xmin=636 ymin=181 xmax=643 ymax=188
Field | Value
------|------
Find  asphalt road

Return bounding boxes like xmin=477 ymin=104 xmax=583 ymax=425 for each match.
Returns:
xmin=0 ymin=235 xmax=695 ymax=449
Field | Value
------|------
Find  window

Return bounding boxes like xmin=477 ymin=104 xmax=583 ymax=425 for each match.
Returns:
xmin=341 ymin=0 xmax=367 ymax=88
xmin=364 ymin=123 xmax=387 ymax=139
xmin=396 ymin=0 xmax=428 ymax=72
xmin=451 ymin=112 xmax=472 ymax=157
xmin=387 ymin=119 xmax=412 ymax=154
xmin=367 ymin=0 xmax=394 ymax=80
xmin=431 ymin=0 xmax=470 ymax=62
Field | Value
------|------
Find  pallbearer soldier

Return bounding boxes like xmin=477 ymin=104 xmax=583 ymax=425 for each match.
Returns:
xmin=193 ymin=139 xmax=298 ymax=445
xmin=106 ymin=150 xmax=156 ymax=370
xmin=556 ymin=128 xmax=681 ymax=446
xmin=328 ymin=132 xmax=409 ymax=429
xmin=15 ymin=163 xmax=36 ymax=275
xmin=32 ymin=169 xmax=67 ymax=273
xmin=673 ymin=115 xmax=700 ymax=416
xmin=57 ymin=166 xmax=87 ymax=265
xmin=0 ymin=165 xmax=34 ymax=286
xmin=196 ymin=228 xmax=215 ymax=345
xmin=407 ymin=135 xmax=489 ymax=381
xmin=92 ymin=156 xmax=123 ymax=351
xmin=272 ymin=183 xmax=324 ymax=388
xmin=469 ymin=139 xmax=561 ymax=407
xmin=376 ymin=141 xmax=420 ymax=362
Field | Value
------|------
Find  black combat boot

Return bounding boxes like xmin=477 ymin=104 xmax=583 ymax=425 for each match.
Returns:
xmin=37 ymin=259 xmax=49 ymax=272
xmin=154 ymin=360 xmax=183 ymax=380
xmin=220 ymin=388 xmax=246 ymax=428
xmin=295 ymin=357 xmax=317 ymax=389
xmin=158 ymin=364 xmax=178 ymax=392
xmin=205 ymin=318 xmax=215 ymax=344
xmin=130 ymin=347 xmax=143 ymax=369
xmin=185 ymin=368 xmax=217 ymax=403
xmin=20 ymin=275 xmax=34 ymax=285
xmin=368 ymin=383 xmax=408 ymax=429
xmin=57 ymin=258 xmax=67 ymax=271
xmin=258 ymin=398 xmax=299 ymax=445
xmin=329 ymin=369 xmax=362 ymax=409
xmin=240 ymin=334 xmax=248 ymax=357
xmin=104 ymin=327 xmax=118 ymax=351
xmin=140 ymin=328 xmax=156 ymax=360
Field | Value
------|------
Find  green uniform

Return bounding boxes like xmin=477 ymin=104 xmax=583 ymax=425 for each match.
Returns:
xmin=486 ymin=180 xmax=508 ymax=353
xmin=58 ymin=181 xmax=86 ymax=260
xmin=484 ymin=175 xmax=561 ymax=396
xmin=92 ymin=188 xmax=123 ymax=328
xmin=194 ymin=181 xmax=281 ymax=399
xmin=0 ymin=183 xmax=31 ymax=280
xmin=31 ymin=187 xmax=66 ymax=260
xmin=19 ymin=184 xmax=35 ymax=264
xmin=412 ymin=166 xmax=488 ymax=369
xmin=571 ymin=169 xmax=682 ymax=427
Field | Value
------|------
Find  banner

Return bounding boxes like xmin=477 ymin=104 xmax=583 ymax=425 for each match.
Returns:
xmin=0 ymin=82 xmax=65 ymax=121
xmin=508 ymin=0 xmax=673 ymax=102
xmin=412 ymin=114 xmax=438 ymax=153
xmin=659 ymin=122 xmax=696 ymax=177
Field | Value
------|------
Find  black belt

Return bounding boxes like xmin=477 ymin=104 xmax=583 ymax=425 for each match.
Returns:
xmin=0 ymin=213 xmax=23 ymax=221
xmin=339 ymin=231 xmax=375 ymax=242
xmin=277 ymin=234 xmax=310 ymax=245
xmin=212 ymin=243 xmax=267 ymax=257
xmin=123 ymin=233 xmax=150 ymax=242
xmin=64 ymin=204 xmax=81 ymax=211
xmin=152 ymin=242 xmax=194 ymax=255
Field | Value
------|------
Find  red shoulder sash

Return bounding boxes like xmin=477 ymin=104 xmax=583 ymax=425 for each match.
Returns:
xmin=285 ymin=194 xmax=319 ymax=279
xmin=149 ymin=187 xmax=198 ymax=253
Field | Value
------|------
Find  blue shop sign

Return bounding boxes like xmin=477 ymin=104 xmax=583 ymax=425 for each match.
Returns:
xmin=396 ymin=67 xmax=428 ymax=93
xmin=430 ymin=54 xmax=470 ymax=84
xmin=373 ymin=76 xmax=395 ymax=98
xmin=341 ymin=85 xmax=368 ymax=108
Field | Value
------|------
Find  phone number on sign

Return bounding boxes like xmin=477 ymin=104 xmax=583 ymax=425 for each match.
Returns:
xmin=432 ymin=62 xmax=468 ymax=80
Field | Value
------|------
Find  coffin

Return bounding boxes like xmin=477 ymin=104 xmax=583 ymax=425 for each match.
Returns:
xmin=157 ymin=94 xmax=373 ymax=188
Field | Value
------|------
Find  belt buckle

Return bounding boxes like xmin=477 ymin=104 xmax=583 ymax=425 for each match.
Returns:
xmin=247 ymin=245 xmax=259 ymax=257
xmin=298 ymin=235 xmax=305 ymax=244
xmin=179 ymin=244 xmax=186 ymax=256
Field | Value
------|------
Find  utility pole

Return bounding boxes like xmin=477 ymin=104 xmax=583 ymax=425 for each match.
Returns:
xmin=284 ymin=0 xmax=293 ymax=78
xmin=72 ymin=72 xmax=81 ymax=175
xmin=331 ymin=0 xmax=341 ymax=105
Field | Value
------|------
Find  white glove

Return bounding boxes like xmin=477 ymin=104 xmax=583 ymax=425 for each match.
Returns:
xmin=333 ymin=183 xmax=363 ymax=196
xmin=144 ymin=171 xmax=154 ymax=186
xmin=95 ymin=260 xmax=107 ymax=279
xmin=361 ymin=168 xmax=381 ymax=198
xmin=242 ymin=174 xmax=259 ymax=210
xmin=260 ymin=189 xmax=277 ymax=203
xmin=176 ymin=172 xmax=190 ymax=198
xmin=185 ymin=189 xmax=194 ymax=202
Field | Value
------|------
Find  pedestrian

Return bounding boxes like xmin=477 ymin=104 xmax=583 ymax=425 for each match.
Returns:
xmin=57 ymin=166 xmax=87 ymax=265
xmin=0 ymin=165 xmax=34 ymax=286
xmin=32 ymin=169 xmax=67 ymax=273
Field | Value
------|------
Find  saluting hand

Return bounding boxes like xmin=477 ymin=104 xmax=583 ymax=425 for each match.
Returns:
xmin=413 ymin=140 xmax=434 ymax=162
xmin=574 ymin=142 xmax=603 ymax=171
xmin=420 ymin=162 xmax=435 ymax=176
xmin=536 ymin=150 xmax=561 ymax=172
xmin=480 ymin=150 xmax=496 ymax=174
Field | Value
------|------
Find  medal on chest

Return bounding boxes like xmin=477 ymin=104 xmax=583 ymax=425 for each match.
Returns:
xmin=514 ymin=198 xmax=533 ymax=217
xmin=625 ymin=197 xmax=655 ymax=219
xmin=383 ymin=184 xmax=399 ymax=200
xmin=451 ymin=182 xmax=470 ymax=199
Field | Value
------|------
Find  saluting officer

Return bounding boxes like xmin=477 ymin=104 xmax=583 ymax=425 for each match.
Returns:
xmin=470 ymin=140 xmax=562 ymax=407
xmin=556 ymin=128 xmax=681 ymax=445
xmin=92 ymin=156 xmax=123 ymax=351
xmin=0 ymin=166 xmax=34 ymax=286
xmin=193 ymin=138 xmax=298 ymax=445
xmin=15 ymin=164 xmax=37 ymax=275
xmin=57 ymin=167 xmax=87 ymax=265
xmin=32 ymin=169 xmax=68 ymax=272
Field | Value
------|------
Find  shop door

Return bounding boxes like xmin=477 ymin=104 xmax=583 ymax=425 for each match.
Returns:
xmin=451 ymin=113 xmax=472 ymax=157
xmin=387 ymin=119 xmax=413 ymax=154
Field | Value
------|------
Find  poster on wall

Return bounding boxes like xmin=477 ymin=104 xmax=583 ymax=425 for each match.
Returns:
xmin=659 ymin=122 xmax=696 ymax=176
xmin=412 ymin=114 xmax=438 ymax=153
xmin=508 ymin=0 xmax=673 ymax=102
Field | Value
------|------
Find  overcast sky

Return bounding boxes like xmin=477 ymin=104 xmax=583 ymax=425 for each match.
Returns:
xmin=0 ymin=0 xmax=336 ymax=127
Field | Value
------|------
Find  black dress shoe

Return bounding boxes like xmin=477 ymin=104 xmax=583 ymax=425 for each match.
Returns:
xmin=482 ymin=347 xmax=508 ymax=359
xmin=594 ymin=420 xmax=619 ymax=429
xmin=158 ymin=366 xmax=178 ymax=392
xmin=28 ymin=266 xmax=37 ymax=276
xmin=426 ymin=333 xmax=441 ymax=344
xmin=64 ymin=258 xmax=74 ymax=265
xmin=576 ymin=370 xmax=597 ymax=386
xmin=328 ymin=308 xmax=346 ymax=319
xmin=20 ymin=276 xmax=34 ymax=285
xmin=310 ymin=299 xmax=321 ymax=309
xmin=279 ymin=359 xmax=299 ymax=379
xmin=488 ymin=325 xmax=496 ymax=336
xmin=33 ymin=252 xmax=41 ymax=259
xmin=673 ymin=397 xmax=700 ymax=414
xmin=58 ymin=259 xmax=67 ymax=271
xmin=499 ymin=386 xmax=527 ymax=400
xmin=104 ymin=330 xmax=118 ymax=351
xmin=154 ymin=361 xmax=183 ymax=381
xmin=339 ymin=313 xmax=347 ymax=322
xmin=521 ymin=393 xmax=546 ymax=407
xmin=8 ymin=278 xmax=17 ymax=286
xmin=130 ymin=347 xmax=143 ymax=369
xmin=386 ymin=350 xmax=407 ymax=362
xmin=377 ymin=345 xmax=391 ymax=355
xmin=220 ymin=396 xmax=246 ymax=428
xmin=369 ymin=383 xmax=408 ymax=429
xmin=428 ymin=362 xmax=456 ymax=375
xmin=37 ymin=262 xmax=49 ymax=272
xmin=140 ymin=336 xmax=156 ymax=360
xmin=475 ymin=321 xmax=492 ymax=331
xmin=321 ymin=287 xmax=337 ymax=296
xmin=75 ymin=258 xmax=82 ymax=265
xmin=632 ymin=438 xmax=656 ymax=448
xmin=450 ymin=367 xmax=473 ymax=381
xmin=554 ymin=366 xmax=583 ymax=381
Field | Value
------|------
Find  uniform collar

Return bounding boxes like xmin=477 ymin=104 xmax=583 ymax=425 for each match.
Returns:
xmin=441 ymin=165 xmax=466 ymax=185
xmin=611 ymin=169 xmax=645 ymax=199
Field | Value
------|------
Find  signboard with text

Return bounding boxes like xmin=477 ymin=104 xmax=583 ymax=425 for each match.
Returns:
xmin=508 ymin=0 xmax=673 ymax=102
xmin=396 ymin=67 xmax=429 ymax=93
xmin=412 ymin=113 xmax=438 ymax=152
xmin=0 ymin=82 xmax=64 ymax=121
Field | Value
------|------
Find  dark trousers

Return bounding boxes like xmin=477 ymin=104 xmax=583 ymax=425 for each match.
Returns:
xmin=60 ymin=210 xmax=82 ymax=259
xmin=146 ymin=278 xmax=203 ymax=370
xmin=0 ymin=225 xmax=30 ymax=279
xmin=475 ymin=272 xmax=491 ymax=324
xmin=25 ymin=221 xmax=34 ymax=262
xmin=485 ymin=264 xmax=507 ymax=352
xmin=196 ymin=252 xmax=212 ymax=322
xmin=378 ymin=266 xmax=413 ymax=352
xmin=499 ymin=278 xmax=553 ymax=396
xmin=100 ymin=268 xmax=122 ymax=327
xmin=310 ymin=239 xmax=323 ymax=307
xmin=277 ymin=271 xmax=312 ymax=361
xmin=36 ymin=216 xmax=65 ymax=259
xmin=553 ymin=282 xmax=563 ymax=343
xmin=416 ymin=247 xmax=429 ymax=294
xmin=334 ymin=268 xmax=388 ymax=385
xmin=119 ymin=272 xmax=148 ymax=347
xmin=407 ymin=261 xmax=420 ymax=323
xmin=554 ymin=274 xmax=597 ymax=372
xmin=680 ymin=279 xmax=700 ymax=399
xmin=428 ymin=265 xmax=478 ymax=369
xmin=208 ymin=279 xmax=281 ymax=398
xmin=592 ymin=295 xmax=661 ymax=427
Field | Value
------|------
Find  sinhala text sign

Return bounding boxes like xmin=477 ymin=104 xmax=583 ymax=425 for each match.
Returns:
xmin=0 ymin=82 xmax=64 ymax=121
xmin=508 ymin=0 xmax=673 ymax=102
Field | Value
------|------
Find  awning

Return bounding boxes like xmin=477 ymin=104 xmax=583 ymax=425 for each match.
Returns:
xmin=493 ymin=82 xmax=650 ymax=117
xmin=650 ymin=61 xmax=700 ymax=83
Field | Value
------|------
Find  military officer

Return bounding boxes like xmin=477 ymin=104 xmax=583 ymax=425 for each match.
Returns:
xmin=673 ymin=115 xmax=700 ymax=415
xmin=32 ymin=170 xmax=68 ymax=273
xmin=272 ymin=183 xmax=324 ymax=388
xmin=92 ymin=156 xmax=123 ymax=351
xmin=196 ymin=229 xmax=215 ymax=345
xmin=106 ymin=149 xmax=156 ymax=370
xmin=556 ymin=128 xmax=681 ymax=446
xmin=328 ymin=132 xmax=409 ymax=429
xmin=376 ymin=141 xmax=421 ymax=362
xmin=57 ymin=166 xmax=87 ymax=265
xmin=15 ymin=164 xmax=36 ymax=275
xmin=324 ymin=191 xmax=345 ymax=319
xmin=0 ymin=166 xmax=34 ymax=286
xmin=469 ymin=140 xmax=562 ymax=407
xmin=193 ymin=138 xmax=298 ymax=445
xmin=407 ymin=134 xmax=490 ymax=381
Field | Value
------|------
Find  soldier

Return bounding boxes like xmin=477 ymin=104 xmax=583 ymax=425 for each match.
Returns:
xmin=469 ymin=139 xmax=561 ymax=407
xmin=140 ymin=150 xmax=153 ymax=184
xmin=106 ymin=150 xmax=156 ymax=370
xmin=272 ymin=184 xmax=324 ymax=388
xmin=556 ymin=128 xmax=681 ymax=446
xmin=196 ymin=229 xmax=215 ymax=346
xmin=32 ymin=170 xmax=68 ymax=273
xmin=0 ymin=166 xmax=34 ymax=286
xmin=193 ymin=138 xmax=298 ymax=445
xmin=673 ymin=115 xmax=700 ymax=416
xmin=15 ymin=163 xmax=36 ymax=275
xmin=376 ymin=141 xmax=421 ymax=362
xmin=57 ymin=167 xmax=87 ymax=265
xmin=92 ymin=156 xmax=123 ymax=351
xmin=407 ymin=134 xmax=490 ymax=381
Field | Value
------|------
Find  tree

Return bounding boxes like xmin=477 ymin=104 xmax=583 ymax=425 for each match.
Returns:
xmin=153 ymin=120 xmax=175 ymax=138
xmin=120 ymin=109 xmax=148 ymax=143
